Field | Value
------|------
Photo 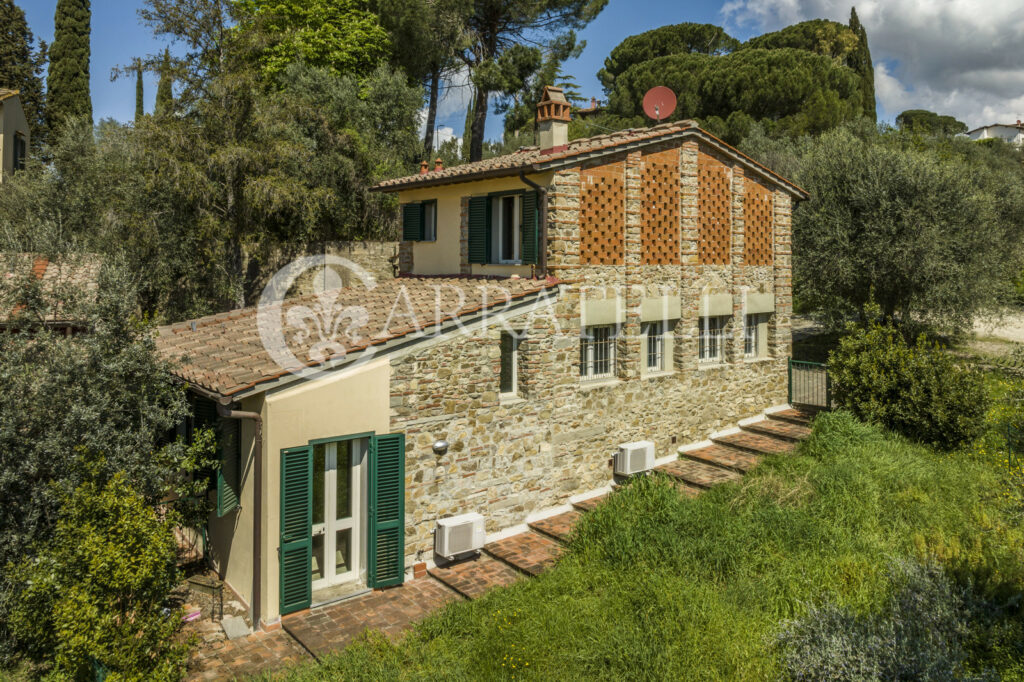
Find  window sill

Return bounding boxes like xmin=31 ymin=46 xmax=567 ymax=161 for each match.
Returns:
xmin=578 ymin=377 xmax=621 ymax=391
xmin=697 ymin=362 xmax=730 ymax=371
xmin=641 ymin=369 xmax=675 ymax=380
xmin=499 ymin=393 xmax=525 ymax=406
xmin=742 ymin=356 xmax=773 ymax=364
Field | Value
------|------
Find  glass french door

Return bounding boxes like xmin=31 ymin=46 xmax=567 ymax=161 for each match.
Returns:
xmin=310 ymin=439 xmax=363 ymax=590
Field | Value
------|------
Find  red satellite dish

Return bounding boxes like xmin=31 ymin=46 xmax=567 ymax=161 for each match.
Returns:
xmin=642 ymin=86 xmax=677 ymax=123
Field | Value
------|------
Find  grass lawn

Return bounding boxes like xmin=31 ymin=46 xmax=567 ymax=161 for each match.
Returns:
xmin=271 ymin=377 xmax=1024 ymax=681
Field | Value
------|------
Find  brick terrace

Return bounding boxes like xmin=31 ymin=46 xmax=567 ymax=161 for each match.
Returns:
xmin=187 ymin=408 xmax=818 ymax=680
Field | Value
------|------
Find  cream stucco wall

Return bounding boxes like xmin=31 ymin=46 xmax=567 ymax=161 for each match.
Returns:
xmin=257 ymin=358 xmax=392 ymax=624
xmin=0 ymin=96 xmax=30 ymax=180
xmin=398 ymin=173 xmax=554 ymax=277
xmin=206 ymin=394 xmax=263 ymax=611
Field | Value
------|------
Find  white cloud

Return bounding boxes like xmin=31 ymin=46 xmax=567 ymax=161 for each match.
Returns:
xmin=720 ymin=0 xmax=1024 ymax=128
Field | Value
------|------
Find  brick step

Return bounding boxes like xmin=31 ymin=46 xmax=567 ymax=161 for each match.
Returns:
xmin=680 ymin=444 xmax=760 ymax=474
xmin=528 ymin=510 xmax=582 ymax=543
xmin=655 ymin=458 xmax=743 ymax=489
xmin=767 ymin=408 xmax=818 ymax=426
xmin=712 ymin=431 xmax=795 ymax=456
xmin=742 ymin=418 xmax=812 ymax=442
xmin=484 ymin=531 xmax=564 ymax=577
xmin=428 ymin=555 xmax=523 ymax=600
xmin=572 ymin=494 xmax=608 ymax=513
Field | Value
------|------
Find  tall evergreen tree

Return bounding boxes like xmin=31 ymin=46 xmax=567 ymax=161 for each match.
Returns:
xmin=154 ymin=48 xmax=173 ymax=117
xmin=134 ymin=60 xmax=144 ymax=122
xmin=47 ymin=0 xmax=92 ymax=128
xmin=0 ymin=0 xmax=48 ymax=144
xmin=848 ymin=7 xmax=875 ymax=121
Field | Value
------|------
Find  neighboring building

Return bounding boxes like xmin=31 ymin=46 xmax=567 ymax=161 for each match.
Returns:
xmin=0 ymin=89 xmax=30 ymax=180
xmin=0 ymin=253 xmax=100 ymax=334
xmin=156 ymin=86 xmax=808 ymax=629
xmin=965 ymin=121 xmax=1024 ymax=146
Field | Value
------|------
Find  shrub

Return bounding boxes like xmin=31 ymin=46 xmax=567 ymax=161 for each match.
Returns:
xmin=777 ymin=559 xmax=993 ymax=681
xmin=7 ymin=470 xmax=190 ymax=681
xmin=829 ymin=322 xmax=988 ymax=449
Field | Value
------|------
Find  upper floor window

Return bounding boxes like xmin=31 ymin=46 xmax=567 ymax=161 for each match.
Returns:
xmin=699 ymin=316 xmax=728 ymax=365
xmin=580 ymin=324 xmax=616 ymax=381
xmin=401 ymin=200 xmax=436 ymax=242
xmin=493 ymin=194 xmax=521 ymax=264
xmin=467 ymin=192 xmax=539 ymax=266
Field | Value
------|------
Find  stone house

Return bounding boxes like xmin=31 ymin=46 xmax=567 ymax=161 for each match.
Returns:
xmin=156 ymin=87 xmax=807 ymax=630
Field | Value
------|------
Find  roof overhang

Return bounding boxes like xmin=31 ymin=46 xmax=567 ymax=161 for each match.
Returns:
xmin=372 ymin=127 xmax=808 ymax=201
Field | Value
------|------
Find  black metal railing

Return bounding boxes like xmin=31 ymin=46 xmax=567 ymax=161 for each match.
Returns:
xmin=788 ymin=358 xmax=831 ymax=409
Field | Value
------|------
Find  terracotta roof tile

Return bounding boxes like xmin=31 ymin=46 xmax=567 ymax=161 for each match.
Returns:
xmin=0 ymin=253 xmax=101 ymax=322
xmin=157 ymin=276 xmax=560 ymax=398
xmin=372 ymin=121 xmax=808 ymax=199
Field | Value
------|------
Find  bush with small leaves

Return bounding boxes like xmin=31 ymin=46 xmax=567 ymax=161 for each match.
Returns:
xmin=829 ymin=322 xmax=988 ymax=449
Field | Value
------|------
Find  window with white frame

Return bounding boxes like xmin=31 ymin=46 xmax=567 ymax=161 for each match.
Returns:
xmin=492 ymin=194 xmax=521 ymax=263
xmin=744 ymin=314 xmax=768 ymax=358
xmin=698 ymin=316 xmax=728 ymax=364
xmin=580 ymin=325 xmax=616 ymax=380
xmin=643 ymin=321 xmax=666 ymax=373
xmin=499 ymin=332 xmax=520 ymax=395
xmin=422 ymin=200 xmax=436 ymax=241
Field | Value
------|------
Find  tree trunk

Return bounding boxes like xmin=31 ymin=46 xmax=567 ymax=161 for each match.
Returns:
xmin=423 ymin=66 xmax=441 ymax=158
xmin=469 ymin=85 xmax=489 ymax=162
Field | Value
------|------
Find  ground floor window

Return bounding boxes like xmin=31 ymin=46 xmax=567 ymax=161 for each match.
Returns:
xmin=699 ymin=316 xmax=728 ymax=364
xmin=745 ymin=313 xmax=768 ymax=358
xmin=311 ymin=439 xmax=363 ymax=591
xmin=580 ymin=325 xmax=617 ymax=380
xmin=643 ymin=321 xmax=666 ymax=372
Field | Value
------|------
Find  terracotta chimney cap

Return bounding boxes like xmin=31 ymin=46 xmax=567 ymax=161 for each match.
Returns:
xmin=537 ymin=85 xmax=571 ymax=124
xmin=434 ymin=158 xmax=443 ymax=171
xmin=419 ymin=160 xmax=428 ymax=175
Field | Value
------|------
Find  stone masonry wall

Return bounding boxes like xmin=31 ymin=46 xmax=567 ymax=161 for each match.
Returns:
xmin=390 ymin=137 xmax=794 ymax=567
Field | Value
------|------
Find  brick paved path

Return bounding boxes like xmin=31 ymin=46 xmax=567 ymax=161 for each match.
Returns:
xmin=188 ymin=408 xmax=818 ymax=680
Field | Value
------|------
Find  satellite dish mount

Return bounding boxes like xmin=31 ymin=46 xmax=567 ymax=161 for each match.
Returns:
xmin=642 ymin=86 xmax=677 ymax=124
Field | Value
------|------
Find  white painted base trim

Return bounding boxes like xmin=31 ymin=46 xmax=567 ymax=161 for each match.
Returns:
xmin=764 ymin=403 xmax=793 ymax=415
xmin=569 ymin=485 xmax=613 ymax=505
xmin=737 ymin=414 xmax=767 ymax=427
xmin=676 ymin=439 xmax=712 ymax=455
xmin=485 ymin=522 xmax=530 ymax=544
xmin=525 ymin=503 xmax=574 ymax=524
xmin=709 ymin=425 xmax=741 ymax=439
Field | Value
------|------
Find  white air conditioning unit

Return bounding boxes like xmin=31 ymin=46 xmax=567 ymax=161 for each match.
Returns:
xmin=435 ymin=512 xmax=486 ymax=559
xmin=615 ymin=440 xmax=655 ymax=476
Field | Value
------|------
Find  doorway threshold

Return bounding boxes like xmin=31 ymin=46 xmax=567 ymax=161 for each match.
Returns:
xmin=311 ymin=582 xmax=370 ymax=610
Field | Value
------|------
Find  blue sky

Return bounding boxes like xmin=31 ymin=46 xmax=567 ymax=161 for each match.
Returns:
xmin=22 ymin=1 xmax=1024 ymax=140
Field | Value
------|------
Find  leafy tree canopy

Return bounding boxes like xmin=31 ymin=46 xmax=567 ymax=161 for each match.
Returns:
xmin=896 ymin=109 xmax=968 ymax=136
xmin=234 ymin=0 xmax=391 ymax=82
xmin=607 ymin=48 xmax=863 ymax=140
xmin=46 ymin=0 xmax=92 ymax=127
xmin=741 ymin=18 xmax=858 ymax=62
xmin=598 ymin=22 xmax=739 ymax=92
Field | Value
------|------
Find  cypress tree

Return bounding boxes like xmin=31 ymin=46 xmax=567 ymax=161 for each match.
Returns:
xmin=47 ymin=0 xmax=91 ymax=128
xmin=462 ymin=93 xmax=474 ymax=163
xmin=0 ymin=0 xmax=47 ymax=143
xmin=848 ymin=7 xmax=876 ymax=121
xmin=134 ymin=62 xmax=144 ymax=122
xmin=154 ymin=48 xmax=173 ymax=117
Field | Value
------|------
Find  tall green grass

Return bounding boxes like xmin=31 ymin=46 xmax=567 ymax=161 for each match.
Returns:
xmin=270 ymin=411 xmax=1024 ymax=681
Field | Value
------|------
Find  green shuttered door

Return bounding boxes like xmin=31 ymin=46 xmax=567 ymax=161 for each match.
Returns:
xmin=521 ymin=191 xmax=539 ymax=265
xmin=368 ymin=433 xmax=405 ymax=588
xmin=402 ymin=203 xmax=423 ymax=241
xmin=279 ymin=445 xmax=312 ymax=615
xmin=467 ymin=196 xmax=489 ymax=264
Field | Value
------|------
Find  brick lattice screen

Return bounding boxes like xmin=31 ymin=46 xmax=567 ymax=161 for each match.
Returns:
xmin=580 ymin=163 xmax=625 ymax=265
xmin=698 ymin=152 xmax=732 ymax=265
xmin=744 ymin=178 xmax=774 ymax=265
xmin=641 ymin=148 xmax=680 ymax=265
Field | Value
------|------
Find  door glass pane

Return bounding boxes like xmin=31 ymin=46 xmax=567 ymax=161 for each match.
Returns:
xmin=312 ymin=444 xmax=326 ymax=525
xmin=336 ymin=440 xmax=352 ymax=520
xmin=335 ymin=529 xmax=351 ymax=575
xmin=502 ymin=196 xmax=515 ymax=260
xmin=311 ymin=533 xmax=325 ymax=582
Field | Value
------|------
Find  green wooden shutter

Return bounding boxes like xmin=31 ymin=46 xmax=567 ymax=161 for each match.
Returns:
xmin=216 ymin=418 xmax=241 ymax=517
xmin=368 ymin=433 xmax=405 ymax=588
xmin=192 ymin=396 xmax=218 ymax=440
xmin=402 ymin=203 xmax=424 ymax=241
xmin=521 ymin=191 xmax=539 ymax=265
xmin=467 ymin=196 xmax=490 ymax=264
xmin=279 ymin=445 xmax=312 ymax=615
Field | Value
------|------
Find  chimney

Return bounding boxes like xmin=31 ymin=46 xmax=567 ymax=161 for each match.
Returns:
xmin=590 ymin=97 xmax=598 ymax=108
xmin=434 ymin=157 xmax=443 ymax=171
xmin=419 ymin=160 xmax=429 ymax=175
xmin=537 ymin=86 xmax=571 ymax=155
